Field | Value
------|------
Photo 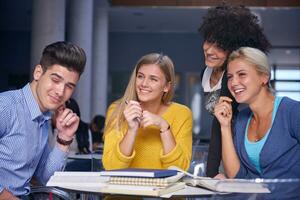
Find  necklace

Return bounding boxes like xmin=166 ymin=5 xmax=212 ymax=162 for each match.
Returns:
xmin=250 ymin=97 xmax=275 ymax=143
xmin=252 ymin=131 xmax=261 ymax=142
xmin=250 ymin=109 xmax=273 ymax=142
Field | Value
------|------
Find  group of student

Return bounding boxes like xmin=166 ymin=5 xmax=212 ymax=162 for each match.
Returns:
xmin=0 ymin=3 xmax=300 ymax=199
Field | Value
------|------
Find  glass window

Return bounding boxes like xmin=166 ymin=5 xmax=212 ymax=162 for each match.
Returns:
xmin=276 ymin=92 xmax=300 ymax=101
xmin=275 ymin=82 xmax=300 ymax=91
xmin=274 ymin=69 xmax=300 ymax=80
xmin=272 ymin=66 xmax=300 ymax=101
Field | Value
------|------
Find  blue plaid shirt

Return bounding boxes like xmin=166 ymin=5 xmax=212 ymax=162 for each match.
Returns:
xmin=0 ymin=84 xmax=68 ymax=196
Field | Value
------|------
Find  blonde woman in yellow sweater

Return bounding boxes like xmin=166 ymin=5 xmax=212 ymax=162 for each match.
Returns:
xmin=102 ymin=53 xmax=192 ymax=171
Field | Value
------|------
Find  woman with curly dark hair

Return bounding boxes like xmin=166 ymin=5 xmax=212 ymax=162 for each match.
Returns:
xmin=198 ymin=3 xmax=271 ymax=178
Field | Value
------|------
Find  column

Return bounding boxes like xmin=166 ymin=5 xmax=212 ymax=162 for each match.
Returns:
xmin=68 ymin=0 xmax=93 ymax=122
xmin=30 ymin=0 xmax=66 ymax=74
xmin=91 ymin=1 xmax=109 ymax=117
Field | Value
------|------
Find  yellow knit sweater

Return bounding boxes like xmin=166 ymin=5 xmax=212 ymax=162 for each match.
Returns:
xmin=102 ymin=102 xmax=193 ymax=171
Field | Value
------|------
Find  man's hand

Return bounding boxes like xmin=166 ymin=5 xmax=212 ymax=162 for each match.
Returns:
xmin=0 ymin=189 xmax=19 ymax=200
xmin=55 ymin=105 xmax=79 ymax=142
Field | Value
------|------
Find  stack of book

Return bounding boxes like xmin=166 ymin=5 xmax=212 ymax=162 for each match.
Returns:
xmin=46 ymin=168 xmax=185 ymax=197
xmin=98 ymin=168 xmax=185 ymax=196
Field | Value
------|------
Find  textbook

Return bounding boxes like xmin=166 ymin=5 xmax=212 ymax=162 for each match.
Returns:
xmin=99 ymin=168 xmax=178 ymax=178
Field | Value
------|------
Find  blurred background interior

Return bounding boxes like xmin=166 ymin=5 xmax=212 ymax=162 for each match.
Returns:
xmin=0 ymin=0 xmax=299 ymax=143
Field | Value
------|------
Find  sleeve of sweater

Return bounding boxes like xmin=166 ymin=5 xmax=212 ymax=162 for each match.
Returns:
xmin=102 ymin=104 xmax=135 ymax=170
xmin=233 ymin=122 xmax=251 ymax=178
xmin=233 ymin=109 xmax=256 ymax=179
xmin=160 ymin=105 xmax=193 ymax=171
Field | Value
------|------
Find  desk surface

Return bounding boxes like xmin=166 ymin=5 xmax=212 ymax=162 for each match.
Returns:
xmin=67 ymin=152 xmax=102 ymax=160
xmin=52 ymin=178 xmax=300 ymax=200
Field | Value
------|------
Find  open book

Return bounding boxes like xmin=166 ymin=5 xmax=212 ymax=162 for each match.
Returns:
xmin=169 ymin=166 xmax=270 ymax=193
xmin=184 ymin=178 xmax=270 ymax=193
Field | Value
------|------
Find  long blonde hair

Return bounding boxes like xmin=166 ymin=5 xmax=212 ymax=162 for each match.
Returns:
xmin=105 ymin=53 xmax=176 ymax=132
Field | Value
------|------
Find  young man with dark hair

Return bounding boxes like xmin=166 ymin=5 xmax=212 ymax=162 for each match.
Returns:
xmin=0 ymin=41 xmax=86 ymax=199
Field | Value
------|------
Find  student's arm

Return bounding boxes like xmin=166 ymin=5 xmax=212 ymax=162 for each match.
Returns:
xmin=119 ymin=100 xmax=142 ymax=156
xmin=140 ymin=110 xmax=176 ymax=154
xmin=0 ymin=108 xmax=18 ymax=199
xmin=119 ymin=128 xmax=138 ymax=156
xmin=102 ymin=103 xmax=138 ymax=170
xmin=220 ymin=125 xmax=240 ymax=178
xmin=160 ymin=106 xmax=193 ymax=171
xmin=102 ymin=127 xmax=135 ymax=170
xmin=33 ymin=144 xmax=68 ymax=185
xmin=206 ymin=72 xmax=239 ymax=177
xmin=214 ymin=96 xmax=240 ymax=178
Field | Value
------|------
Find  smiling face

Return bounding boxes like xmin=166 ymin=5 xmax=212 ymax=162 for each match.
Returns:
xmin=227 ymin=58 xmax=269 ymax=104
xmin=31 ymin=64 xmax=79 ymax=112
xmin=203 ymin=41 xmax=229 ymax=69
xmin=135 ymin=64 xmax=170 ymax=105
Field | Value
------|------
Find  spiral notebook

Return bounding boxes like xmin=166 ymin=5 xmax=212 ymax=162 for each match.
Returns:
xmin=108 ymin=172 xmax=184 ymax=187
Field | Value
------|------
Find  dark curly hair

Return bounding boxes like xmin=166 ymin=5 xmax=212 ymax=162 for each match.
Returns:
xmin=199 ymin=3 xmax=271 ymax=53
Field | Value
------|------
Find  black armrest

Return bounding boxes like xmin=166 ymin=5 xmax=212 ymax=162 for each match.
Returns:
xmin=30 ymin=186 xmax=73 ymax=200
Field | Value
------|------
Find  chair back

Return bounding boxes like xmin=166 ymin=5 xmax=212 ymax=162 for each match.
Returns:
xmin=189 ymin=145 xmax=209 ymax=177
xmin=30 ymin=186 xmax=73 ymax=200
